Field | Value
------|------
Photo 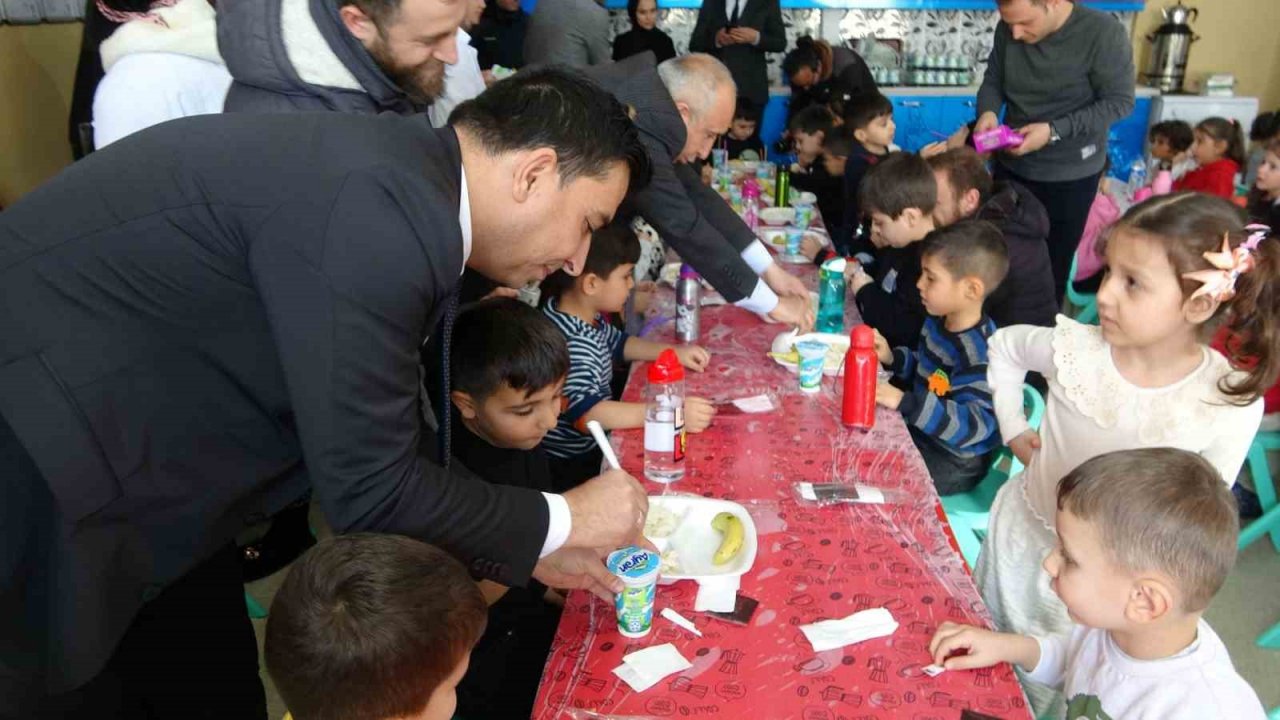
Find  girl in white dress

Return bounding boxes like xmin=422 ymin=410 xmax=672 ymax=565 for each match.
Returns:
xmin=976 ymin=192 xmax=1280 ymax=715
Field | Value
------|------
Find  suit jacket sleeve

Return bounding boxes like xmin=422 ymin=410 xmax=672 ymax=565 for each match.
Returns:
xmin=688 ymin=2 xmax=719 ymax=54
xmin=633 ymin=145 xmax=760 ymax=303
xmin=587 ymin=9 xmax=612 ymax=65
xmin=250 ymin=169 xmax=548 ymax=586
xmin=757 ymin=0 xmax=786 ymax=53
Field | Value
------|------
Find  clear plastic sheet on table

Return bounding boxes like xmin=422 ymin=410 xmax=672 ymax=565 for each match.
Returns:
xmin=533 ymin=266 xmax=1031 ymax=720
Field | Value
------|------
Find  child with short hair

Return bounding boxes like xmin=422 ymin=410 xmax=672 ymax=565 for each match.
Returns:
xmin=871 ymin=220 xmax=1008 ymax=495
xmin=788 ymin=104 xmax=836 ymax=173
xmin=1148 ymin=119 xmax=1195 ymax=181
xmin=1174 ymin=116 xmax=1247 ymax=199
xmin=931 ymin=448 xmax=1266 ymax=719
xmin=977 ymin=192 xmax=1276 ymax=716
xmin=540 ymin=221 xmax=715 ymax=490
xmin=723 ymin=97 xmax=766 ymax=162
xmin=792 ymin=125 xmax=852 ymax=239
xmin=845 ymin=151 xmax=936 ymax=349
xmin=836 ymin=90 xmax=895 ymax=261
xmin=1248 ymin=137 xmax=1280 ymax=230
xmin=265 ymin=533 xmax=488 ymax=720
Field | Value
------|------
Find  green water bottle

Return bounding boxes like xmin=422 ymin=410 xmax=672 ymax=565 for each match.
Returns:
xmin=775 ymin=166 xmax=790 ymax=208
xmin=817 ymin=257 xmax=846 ymax=334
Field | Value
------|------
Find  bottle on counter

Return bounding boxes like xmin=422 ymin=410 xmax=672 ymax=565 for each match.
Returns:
xmin=675 ymin=264 xmax=701 ymax=344
xmin=742 ymin=178 xmax=761 ymax=231
xmin=644 ymin=349 xmax=687 ymax=483
xmin=841 ymin=325 xmax=878 ymax=430
xmin=817 ymin=257 xmax=846 ymax=334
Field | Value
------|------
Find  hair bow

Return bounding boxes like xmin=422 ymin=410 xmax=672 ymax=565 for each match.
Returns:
xmin=1182 ymin=224 xmax=1269 ymax=302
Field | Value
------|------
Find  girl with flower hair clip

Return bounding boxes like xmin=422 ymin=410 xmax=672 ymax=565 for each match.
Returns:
xmin=974 ymin=192 xmax=1279 ymax=716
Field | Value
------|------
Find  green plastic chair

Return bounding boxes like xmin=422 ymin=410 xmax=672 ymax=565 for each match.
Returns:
xmin=1239 ymin=430 xmax=1280 ymax=552
xmin=1065 ymin=253 xmax=1099 ymax=325
xmin=245 ymin=591 xmax=269 ymax=619
xmin=942 ymin=384 xmax=1047 ymax=571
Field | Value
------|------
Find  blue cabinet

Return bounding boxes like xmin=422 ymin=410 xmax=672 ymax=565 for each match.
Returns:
xmin=1107 ymin=96 xmax=1154 ymax=181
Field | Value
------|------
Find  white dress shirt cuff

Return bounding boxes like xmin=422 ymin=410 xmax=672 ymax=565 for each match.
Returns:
xmin=539 ymin=492 xmax=572 ymax=558
xmin=740 ymin=240 xmax=774 ymax=275
xmin=734 ymin=279 xmax=779 ymax=315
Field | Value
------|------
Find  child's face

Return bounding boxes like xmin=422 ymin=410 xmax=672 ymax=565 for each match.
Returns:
xmin=1190 ymin=130 xmax=1228 ymax=166
xmin=1095 ymin=230 xmax=1199 ymax=351
xmin=414 ymin=655 xmax=470 ymax=720
xmin=1256 ymin=151 xmax=1280 ymax=197
xmin=868 ymin=209 xmax=925 ymax=249
xmin=1043 ymin=510 xmax=1135 ymax=630
xmin=856 ymin=114 xmax=896 ymax=151
xmin=728 ymin=118 xmax=756 ymax=141
xmin=793 ymin=130 xmax=824 ymax=159
xmin=917 ymin=254 xmax=976 ymax=319
xmin=588 ymin=263 xmax=637 ymax=314
xmin=455 ymin=378 xmax=566 ymax=450
xmin=821 ymin=151 xmax=847 ymax=177
xmin=1150 ymin=135 xmax=1174 ymax=161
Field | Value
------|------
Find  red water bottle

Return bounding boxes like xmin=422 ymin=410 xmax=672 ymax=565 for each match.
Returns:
xmin=842 ymin=325 xmax=877 ymax=429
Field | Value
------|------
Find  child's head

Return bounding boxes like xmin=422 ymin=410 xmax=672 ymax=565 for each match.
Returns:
xmin=1191 ymin=116 xmax=1246 ymax=167
xmin=858 ymin=151 xmax=937 ymax=248
xmin=1254 ymin=137 xmax=1280 ymax=199
xmin=1249 ymin=110 xmax=1280 ymax=144
xmin=789 ymin=105 xmax=835 ymax=159
xmin=916 ymin=219 xmax=1008 ymax=318
xmin=1148 ymin=120 xmax=1193 ymax=161
xmin=540 ymin=220 xmax=640 ymax=313
xmin=843 ymin=91 xmax=895 ymax=152
xmin=1046 ymin=448 xmax=1237 ymax=630
xmin=728 ymin=97 xmax=759 ymax=141
xmin=820 ymin=126 xmax=854 ymax=178
xmin=1098 ymin=192 xmax=1280 ymax=403
xmin=925 ymin=147 xmax=993 ymax=227
xmin=266 ymin=534 xmax=488 ymax=720
xmin=436 ymin=297 xmax=569 ymax=450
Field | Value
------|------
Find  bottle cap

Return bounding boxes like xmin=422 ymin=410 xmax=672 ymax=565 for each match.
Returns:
xmin=851 ymin=324 xmax=875 ymax=349
xmin=648 ymin=348 xmax=686 ymax=383
xmin=679 ymin=264 xmax=699 ymax=280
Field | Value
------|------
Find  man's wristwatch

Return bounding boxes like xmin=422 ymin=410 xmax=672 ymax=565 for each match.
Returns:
xmin=1048 ymin=123 xmax=1062 ymax=146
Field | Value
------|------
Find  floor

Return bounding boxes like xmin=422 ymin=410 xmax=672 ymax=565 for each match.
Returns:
xmin=245 ymin=518 xmax=1280 ymax=719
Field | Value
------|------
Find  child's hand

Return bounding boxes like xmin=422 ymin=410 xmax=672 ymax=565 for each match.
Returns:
xmin=875 ymin=381 xmax=902 ymax=410
xmin=872 ymin=328 xmax=893 ymax=366
xmin=634 ymin=280 xmax=657 ymax=315
xmin=701 ymin=163 xmax=715 ymax=186
xmin=800 ymin=234 xmax=824 ymax=261
xmin=684 ymin=396 xmax=717 ymax=433
xmin=1008 ymin=429 xmax=1041 ymax=466
xmin=846 ymin=263 xmax=873 ymax=294
xmin=674 ymin=345 xmax=711 ymax=372
xmin=543 ymin=587 xmax=567 ymax=607
xmin=929 ymin=621 xmax=1041 ymax=672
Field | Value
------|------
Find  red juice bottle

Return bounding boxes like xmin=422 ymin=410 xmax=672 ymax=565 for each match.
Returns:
xmin=842 ymin=325 xmax=877 ymax=429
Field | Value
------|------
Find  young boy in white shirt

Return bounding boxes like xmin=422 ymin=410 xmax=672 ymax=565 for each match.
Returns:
xmin=929 ymin=447 xmax=1266 ymax=719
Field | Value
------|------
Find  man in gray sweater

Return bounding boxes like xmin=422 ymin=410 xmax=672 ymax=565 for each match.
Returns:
xmin=976 ymin=0 xmax=1134 ymax=301
xmin=524 ymin=0 xmax=612 ymax=67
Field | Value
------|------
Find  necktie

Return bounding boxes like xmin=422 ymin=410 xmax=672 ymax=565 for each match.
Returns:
xmin=729 ymin=0 xmax=740 ymax=25
xmin=436 ymin=288 xmax=461 ymax=469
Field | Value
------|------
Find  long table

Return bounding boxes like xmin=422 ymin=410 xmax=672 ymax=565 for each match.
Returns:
xmin=532 ymin=262 xmax=1031 ymax=720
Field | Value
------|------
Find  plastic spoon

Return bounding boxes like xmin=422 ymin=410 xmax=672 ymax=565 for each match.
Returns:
xmin=586 ymin=420 xmax=622 ymax=471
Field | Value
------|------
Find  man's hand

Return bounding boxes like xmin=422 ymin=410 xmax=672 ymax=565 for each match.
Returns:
xmin=684 ymin=396 xmax=717 ymax=433
xmin=728 ymin=27 xmax=760 ymax=45
xmin=481 ymin=286 xmax=521 ymax=301
xmin=929 ymin=621 xmax=1041 ymax=672
xmin=673 ymin=344 xmax=711 ymax=372
xmin=919 ymin=141 xmax=949 ymax=159
xmin=1009 ymin=123 xmax=1051 ymax=156
xmin=532 ymin=547 xmax=620 ymax=603
xmin=975 ymin=111 xmax=1000 ymax=134
xmin=1008 ymin=429 xmax=1041 ymax=466
xmin=875 ymin=381 xmax=903 ymax=410
xmin=561 ymin=468 xmax=649 ymax=550
xmin=872 ymin=328 xmax=892 ymax=366
xmin=764 ymin=263 xmax=810 ymax=299
xmin=766 ymin=293 xmax=815 ymax=333
xmin=714 ymin=28 xmax=734 ymax=47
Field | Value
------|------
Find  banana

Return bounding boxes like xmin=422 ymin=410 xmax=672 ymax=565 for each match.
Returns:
xmin=711 ymin=511 xmax=744 ymax=565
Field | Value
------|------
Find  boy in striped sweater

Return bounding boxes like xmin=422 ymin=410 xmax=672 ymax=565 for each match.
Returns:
xmin=540 ymin=221 xmax=716 ymax=491
xmin=870 ymin=219 xmax=1009 ymax=495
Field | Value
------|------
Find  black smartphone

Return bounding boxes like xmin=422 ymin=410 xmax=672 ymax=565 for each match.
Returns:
xmin=705 ymin=594 xmax=759 ymax=625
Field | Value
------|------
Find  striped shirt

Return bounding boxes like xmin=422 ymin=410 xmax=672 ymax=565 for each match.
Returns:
xmin=541 ymin=297 xmax=628 ymax=459
xmin=891 ymin=315 xmax=999 ymax=458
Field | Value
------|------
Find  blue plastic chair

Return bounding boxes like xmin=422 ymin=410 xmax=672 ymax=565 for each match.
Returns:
xmin=246 ymin=591 xmax=269 ymax=619
xmin=1239 ymin=430 xmax=1280 ymax=552
xmin=942 ymin=384 xmax=1047 ymax=571
xmin=1065 ymin=254 xmax=1099 ymax=325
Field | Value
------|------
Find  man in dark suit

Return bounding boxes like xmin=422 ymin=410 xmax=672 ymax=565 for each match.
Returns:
xmin=0 ymin=69 xmax=651 ymax=718
xmin=688 ymin=0 xmax=785 ymax=107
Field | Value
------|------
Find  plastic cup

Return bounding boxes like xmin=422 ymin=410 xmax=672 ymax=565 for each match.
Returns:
xmin=797 ymin=340 xmax=827 ymax=393
xmin=712 ymin=148 xmax=728 ymax=169
xmin=785 ymin=229 xmax=804 ymax=256
xmin=607 ymin=546 xmax=661 ymax=638
xmin=793 ymin=204 xmax=814 ymax=228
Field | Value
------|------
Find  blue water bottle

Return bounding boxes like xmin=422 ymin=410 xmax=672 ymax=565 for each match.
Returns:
xmin=817 ymin=257 xmax=846 ymax=333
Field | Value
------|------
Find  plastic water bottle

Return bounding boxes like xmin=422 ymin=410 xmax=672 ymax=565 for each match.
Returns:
xmin=841 ymin=325 xmax=878 ymax=429
xmin=644 ymin=349 xmax=686 ymax=483
xmin=742 ymin=178 xmax=760 ymax=231
xmin=675 ymin=265 xmax=700 ymax=344
xmin=775 ymin=166 xmax=791 ymax=208
xmin=817 ymin=257 xmax=847 ymax=333
xmin=1127 ymin=159 xmax=1148 ymax=201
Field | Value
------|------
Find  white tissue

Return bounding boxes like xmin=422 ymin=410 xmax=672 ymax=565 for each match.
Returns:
xmin=694 ymin=575 xmax=740 ymax=613
xmin=922 ymin=663 xmax=946 ymax=677
xmin=612 ymin=643 xmax=692 ymax=692
xmin=731 ymin=394 xmax=775 ymax=413
xmin=799 ymin=607 xmax=899 ymax=652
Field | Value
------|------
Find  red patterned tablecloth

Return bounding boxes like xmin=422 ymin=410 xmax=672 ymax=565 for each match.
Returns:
xmin=532 ymin=263 xmax=1031 ymax=720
